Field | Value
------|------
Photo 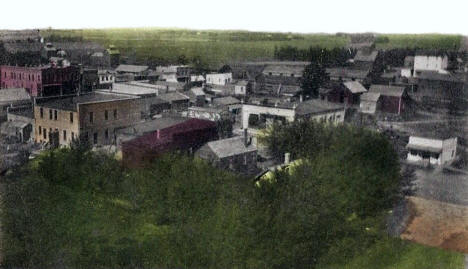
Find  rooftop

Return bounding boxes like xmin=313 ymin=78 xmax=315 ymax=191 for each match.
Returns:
xmin=115 ymin=64 xmax=149 ymax=73
xmin=262 ymin=65 xmax=305 ymax=76
xmin=36 ymin=92 xmax=139 ymax=111
xmin=206 ymin=136 xmax=257 ymax=159
xmin=369 ymin=84 xmax=406 ymax=97
xmin=326 ymin=67 xmax=369 ymax=79
xmin=343 ymin=81 xmax=367 ymax=94
xmin=119 ymin=117 xmax=189 ymax=137
xmin=295 ymin=99 xmax=345 ymax=116
xmin=106 ymin=83 xmax=159 ymax=96
xmin=212 ymin=96 xmax=240 ymax=106
xmin=360 ymin=92 xmax=381 ymax=102
xmin=0 ymin=88 xmax=30 ymax=103
xmin=157 ymin=91 xmax=190 ymax=103
xmin=354 ymin=50 xmax=378 ymax=62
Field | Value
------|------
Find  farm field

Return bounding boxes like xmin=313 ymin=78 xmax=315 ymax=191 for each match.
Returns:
xmin=41 ymin=28 xmax=463 ymax=69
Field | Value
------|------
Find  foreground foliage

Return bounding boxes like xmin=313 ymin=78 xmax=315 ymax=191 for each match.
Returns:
xmin=1 ymin=122 xmax=462 ymax=268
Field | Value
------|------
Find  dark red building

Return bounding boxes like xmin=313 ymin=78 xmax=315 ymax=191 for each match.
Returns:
xmin=322 ymin=81 xmax=367 ymax=105
xmin=368 ymin=84 xmax=408 ymax=115
xmin=0 ymin=64 xmax=80 ymax=97
xmin=119 ymin=117 xmax=218 ymax=167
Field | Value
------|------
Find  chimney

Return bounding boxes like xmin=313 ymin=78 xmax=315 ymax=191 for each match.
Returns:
xmin=284 ymin=153 xmax=290 ymax=165
xmin=244 ymin=128 xmax=248 ymax=147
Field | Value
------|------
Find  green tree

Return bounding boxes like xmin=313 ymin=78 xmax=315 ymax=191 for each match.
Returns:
xmin=301 ymin=62 xmax=329 ymax=98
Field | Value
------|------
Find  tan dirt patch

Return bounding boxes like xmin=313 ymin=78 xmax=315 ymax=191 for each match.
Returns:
xmin=401 ymin=196 xmax=468 ymax=254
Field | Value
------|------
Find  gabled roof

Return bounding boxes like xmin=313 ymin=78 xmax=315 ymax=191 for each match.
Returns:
xmin=0 ymin=88 xmax=30 ymax=103
xmin=369 ymin=84 xmax=406 ymax=97
xmin=115 ymin=64 xmax=149 ymax=73
xmin=354 ymin=50 xmax=378 ymax=62
xmin=343 ymin=81 xmax=367 ymax=94
xmin=206 ymin=136 xmax=257 ymax=159
xmin=360 ymin=92 xmax=381 ymax=102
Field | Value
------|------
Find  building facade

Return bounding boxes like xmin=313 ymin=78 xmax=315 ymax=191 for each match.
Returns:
xmin=0 ymin=65 xmax=80 ymax=97
xmin=34 ymin=92 xmax=141 ymax=146
xmin=406 ymin=136 xmax=457 ymax=166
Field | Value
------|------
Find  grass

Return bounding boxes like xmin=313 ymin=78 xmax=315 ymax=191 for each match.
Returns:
xmin=375 ymin=34 xmax=462 ymax=50
xmin=318 ymin=237 xmax=464 ymax=269
xmin=42 ymin=28 xmax=463 ymax=68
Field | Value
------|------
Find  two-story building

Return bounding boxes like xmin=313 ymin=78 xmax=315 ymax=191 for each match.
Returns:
xmin=206 ymin=73 xmax=233 ymax=85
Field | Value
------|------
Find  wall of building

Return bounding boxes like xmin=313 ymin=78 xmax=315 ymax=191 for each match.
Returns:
xmin=360 ymin=100 xmax=377 ymax=114
xmin=441 ymin=137 xmax=457 ymax=164
xmin=206 ymin=73 xmax=232 ymax=85
xmin=241 ymin=104 xmax=295 ymax=129
xmin=0 ymin=66 xmax=42 ymax=96
xmin=414 ymin=56 xmax=448 ymax=72
xmin=78 ymin=98 xmax=142 ymax=146
xmin=34 ymin=106 xmax=79 ymax=145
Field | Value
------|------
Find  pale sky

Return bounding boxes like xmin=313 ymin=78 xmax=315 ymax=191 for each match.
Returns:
xmin=1 ymin=0 xmax=467 ymax=34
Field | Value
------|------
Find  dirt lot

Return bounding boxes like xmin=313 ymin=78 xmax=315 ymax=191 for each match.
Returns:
xmin=401 ymin=196 xmax=468 ymax=254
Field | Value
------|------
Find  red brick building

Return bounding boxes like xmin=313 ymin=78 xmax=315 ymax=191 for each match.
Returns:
xmin=0 ymin=65 xmax=80 ymax=97
xmin=118 ymin=117 xmax=218 ymax=167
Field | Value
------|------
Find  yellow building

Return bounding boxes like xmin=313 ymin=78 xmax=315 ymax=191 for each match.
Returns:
xmin=34 ymin=92 xmax=141 ymax=146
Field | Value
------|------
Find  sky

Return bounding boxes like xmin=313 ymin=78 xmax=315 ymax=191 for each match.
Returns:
xmin=1 ymin=0 xmax=467 ymax=34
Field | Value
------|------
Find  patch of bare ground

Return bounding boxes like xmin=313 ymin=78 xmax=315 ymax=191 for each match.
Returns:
xmin=401 ymin=196 xmax=468 ymax=254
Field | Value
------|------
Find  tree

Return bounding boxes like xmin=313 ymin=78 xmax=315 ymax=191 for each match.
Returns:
xmin=301 ymin=62 xmax=329 ymax=98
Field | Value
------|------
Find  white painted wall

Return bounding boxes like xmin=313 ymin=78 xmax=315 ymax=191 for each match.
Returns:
xmin=206 ymin=73 xmax=232 ymax=85
xmin=414 ymin=55 xmax=448 ymax=73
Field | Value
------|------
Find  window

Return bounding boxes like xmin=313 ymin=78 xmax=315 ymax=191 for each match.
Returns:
xmin=244 ymin=154 xmax=247 ymax=165
xmin=452 ymin=150 xmax=455 ymax=157
xmin=105 ymin=129 xmax=109 ymax=140
xmin=113 ymin=109 xmax=117 ymax=119
xmin=291 ymin=74 xmax=295 ymax=77
xmin=84 ymin=132 xmax=89 ymax=141
xmin=54 ymin=110 xmax=57 ymax=120
xmin=49 ymin=109 xmax=53 ymax=120
xmin=40 ymin=107 xmax=43 ymax=118
xmin=72 ymin=132 xmax=75 ymax=140
xmin=104 ymin=110 xmax=108 ymax=120
xmin=38 ymin=126 xmax=42 ymax=135
xmin=93 ymin=132 xmax=98 ymax=144
xmin=89 ymin=112 xmax=93 ymax=123
xmin=63 ymin=130 xmax=67 ymax=141
xmin=43 ymin=128 xmax=47 ymax=139
xmin=70 ymin=112 xmax=73 ymax=123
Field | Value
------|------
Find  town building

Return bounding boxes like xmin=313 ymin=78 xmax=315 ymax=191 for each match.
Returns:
xmin=154 ymin=65 xmax=192 ymax=82
xmin=414 ymin=54 xmax=448 ymax=75
xmin=241 ymin=99 xmax=345 ymax=129
xmin=186 ymin=106 xmax=228 ymax=122
xmin=1 ymin=106 xmax=35 ymax=142
xmin=118 ymin=117 xmax=218 ymax=167
xmin=34 ymin=92 xmax=141 ymax=146
xmin=206 ymin=73 xmax=233 ymax=85
xmin=107 ymin=45 xmax=120 ymax=67
xmin=0 ymin=88 xmax=31 ymax=121
xmin=187 ymin=87 xmax=206 ymax=107
xmin=359 ymin=92 xmax=381 ymax=114
xmin=0 ymin=65 xmax=80 ymax=97
xmin=321 ymin=81 xmax=367 ymax=105
xmin=196 ymin=132 xmax=257 ymax=175
xmin=326 ymin=67 xmax=369 ymax=83
xmin=367 ymin=85 xmax=408 ymax=115
xmin=406 ymin=135 xmax=457 ymax=166
xmin=98 ymin=69 xmax=116 ymax=89
xmin=52 ymin=41 xmax=107 ymax=66
xmin=115 ymin=64 xmax=149 ymax=81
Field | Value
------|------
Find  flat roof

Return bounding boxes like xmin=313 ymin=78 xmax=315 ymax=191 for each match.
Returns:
xmin=37 ymin=92 xmax=139 ymax=111
xmin=104 ymin=83 xmax=158 ymax=96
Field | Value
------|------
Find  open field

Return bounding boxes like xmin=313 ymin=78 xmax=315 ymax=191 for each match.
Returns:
xmin=41 ymin=28 xmax=463 ymax=68
xmin=42 ymin=28 xmax=349 ymax=68
xmin=375 ymin=34 xmax=462 ymax=50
